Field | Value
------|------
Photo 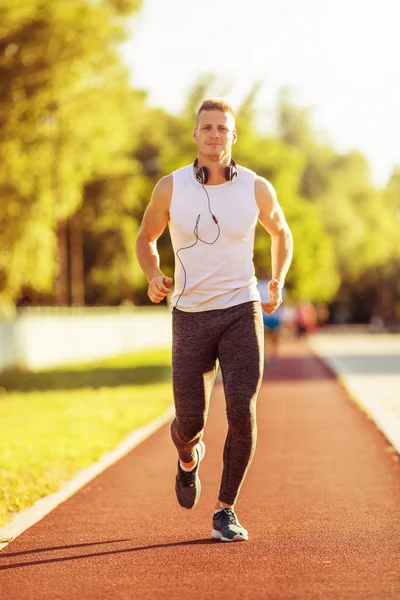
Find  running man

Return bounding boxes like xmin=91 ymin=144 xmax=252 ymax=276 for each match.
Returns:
xmin=135 ymin=97 xmax=293 ymax=541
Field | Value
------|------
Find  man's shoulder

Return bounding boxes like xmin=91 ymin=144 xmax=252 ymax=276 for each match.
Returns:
xmin=172 ymin=164 xmax=193 ymax=177
xmin=254 ymin=175 xmax=277 ymax=204
xmin=152 ymin=174 xmax=173 ymax=206
xmin=155 ymin=173 xmax=173 ymax=190
xmin=155 ymin=164 xmax=191 ymax=192
xmin=236 ymin=164 xmax=256 ymax=179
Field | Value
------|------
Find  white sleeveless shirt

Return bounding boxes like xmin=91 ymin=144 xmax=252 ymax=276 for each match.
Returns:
xmin=168 ymin=164 xmax=261 ymax=312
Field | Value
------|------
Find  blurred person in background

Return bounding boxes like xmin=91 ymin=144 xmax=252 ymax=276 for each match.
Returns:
xmin=295 ymin=301 xmax=318 ymax=337
xmin=258 ymin=278 xmax=283 ymax=363
xmin=263 ymin=309 xmax=283 ymax=362
xmin=136 ymin=98 xmax=293 ymax=542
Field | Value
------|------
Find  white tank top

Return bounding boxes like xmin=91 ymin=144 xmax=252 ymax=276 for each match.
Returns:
xmin=168 ymin=164 xmax=261 ymax=312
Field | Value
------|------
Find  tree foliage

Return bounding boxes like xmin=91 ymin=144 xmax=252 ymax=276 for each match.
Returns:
xmin=0 ymin=1 xmax=398 ymax=323
xmin=278 ymin=92 xmax=399 ymax=320
xmin=0 ymin=0 xmax=141 ymax=307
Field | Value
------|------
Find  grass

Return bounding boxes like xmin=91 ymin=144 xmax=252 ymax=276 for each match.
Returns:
xmin=0 ymin=348 xmax=173 ymax=529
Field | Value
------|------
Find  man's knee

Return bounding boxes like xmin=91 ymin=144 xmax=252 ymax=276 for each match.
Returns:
xmin=171 ymin=415 xmax=205 ymax=444
xmin=226 ymin=401 xmax=256 ymax=435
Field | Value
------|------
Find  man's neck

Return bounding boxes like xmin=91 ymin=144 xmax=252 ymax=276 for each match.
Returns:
xmin=196 ymin=155 xmax=232 ymax=185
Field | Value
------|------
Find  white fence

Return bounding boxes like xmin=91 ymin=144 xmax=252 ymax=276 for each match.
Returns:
xmin=0 ymin=306 xmax=172 ymax=372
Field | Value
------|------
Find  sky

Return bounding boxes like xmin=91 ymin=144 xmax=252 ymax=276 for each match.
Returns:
xmin=121 ymin=0 xmax=400 ymax=187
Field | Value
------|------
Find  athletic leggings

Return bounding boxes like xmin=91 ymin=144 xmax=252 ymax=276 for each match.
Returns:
xmin=171 ymin=300 xmax=264 ymax=505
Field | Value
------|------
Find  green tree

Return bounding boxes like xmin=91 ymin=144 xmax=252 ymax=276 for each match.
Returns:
xmin=275 ymin=90 xmax=400 ymax=320
xmin=0 ymin=0 xmax=142 ymax=308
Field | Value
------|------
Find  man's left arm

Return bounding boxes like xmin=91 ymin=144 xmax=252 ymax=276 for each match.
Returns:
xmin=254 ymin=176 xmax=293 ymax=313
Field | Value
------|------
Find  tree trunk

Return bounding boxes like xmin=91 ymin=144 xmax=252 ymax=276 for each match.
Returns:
xmin=69 ymin=214 xmax=85 ymax=306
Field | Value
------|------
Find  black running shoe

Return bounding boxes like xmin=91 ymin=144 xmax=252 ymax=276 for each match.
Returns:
xmin=175 ymin=441 xmax=205 ymax=509
xmin=211 ymin=508 xmax=248 ymax=542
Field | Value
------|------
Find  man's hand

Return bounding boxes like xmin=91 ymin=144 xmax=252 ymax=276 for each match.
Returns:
xmin=148 ymin=275 xmax=173 ymax=303
xmin=261 ymin=278 xmax=282 ymax=314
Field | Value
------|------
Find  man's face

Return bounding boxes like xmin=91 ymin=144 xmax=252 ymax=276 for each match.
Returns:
xmin=193 ymin=110 xmax=237 ymax=159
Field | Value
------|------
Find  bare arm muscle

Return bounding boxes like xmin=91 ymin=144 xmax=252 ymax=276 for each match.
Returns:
xmin=255 ymin=176 xmax=293 ymax=285
xmin=135 ymin=175 xmax=172 ymax=285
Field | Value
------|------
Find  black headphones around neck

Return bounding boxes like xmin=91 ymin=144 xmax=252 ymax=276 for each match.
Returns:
xmin=194 ymin=158 xmax=238 ymax=185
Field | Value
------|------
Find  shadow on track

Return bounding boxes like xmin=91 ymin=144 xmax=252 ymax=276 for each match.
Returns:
xmin=0 ymin=538 xmax=219 ymax=570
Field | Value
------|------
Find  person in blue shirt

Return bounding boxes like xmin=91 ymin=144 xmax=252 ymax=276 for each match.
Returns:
xmin=258 ymin=278 xmax=283 ymax=362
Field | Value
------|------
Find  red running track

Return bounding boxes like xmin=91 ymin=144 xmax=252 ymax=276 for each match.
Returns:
xmin=1 ymin=340 xmax=399 ymax=599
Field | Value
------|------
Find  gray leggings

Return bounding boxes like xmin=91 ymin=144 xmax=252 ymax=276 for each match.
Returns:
xmin=171 ymin=301 xmax=264 ymax=505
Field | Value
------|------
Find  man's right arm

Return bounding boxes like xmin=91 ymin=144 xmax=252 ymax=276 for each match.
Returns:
xmin=135 ymin=175 xmax=173 ymax=303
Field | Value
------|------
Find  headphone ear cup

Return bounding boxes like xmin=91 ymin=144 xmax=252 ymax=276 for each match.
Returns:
xmin=225 ymin=164 xmax=238 ymax=181
xmin=196 ymin=166 xmax=209 ymax=184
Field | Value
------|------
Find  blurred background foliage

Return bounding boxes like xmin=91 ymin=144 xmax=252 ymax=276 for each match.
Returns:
xmin=0 ymin=0 xmax=399 ymax=324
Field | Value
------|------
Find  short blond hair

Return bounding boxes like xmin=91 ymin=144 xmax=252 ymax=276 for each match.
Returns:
xmin=196 ymin=97 xmax=235 ymax=124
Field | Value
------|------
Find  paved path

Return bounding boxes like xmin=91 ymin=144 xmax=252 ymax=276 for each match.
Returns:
xmin=310 ymin=333 xmax=400 ymax=454
xmin=1 ymin=340 xmax=399 ymax=599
